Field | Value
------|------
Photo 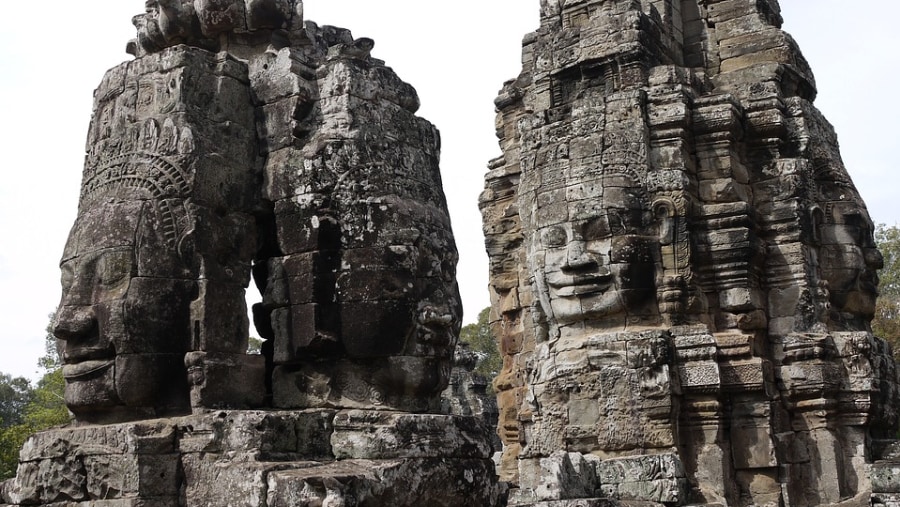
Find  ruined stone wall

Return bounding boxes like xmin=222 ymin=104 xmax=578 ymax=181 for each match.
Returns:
xmin=1 ymin=410 xmax=500 ymax=506
xmin=482 ymin=1 xmax=900 ymax=505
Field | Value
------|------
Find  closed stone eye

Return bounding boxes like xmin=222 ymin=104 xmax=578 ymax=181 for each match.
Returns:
xmin=542 ymin=225 xmax=567 ymax=247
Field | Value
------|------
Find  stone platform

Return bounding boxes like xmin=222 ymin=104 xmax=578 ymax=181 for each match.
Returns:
xmin=0 ymin=410 xmax=500 ymax=506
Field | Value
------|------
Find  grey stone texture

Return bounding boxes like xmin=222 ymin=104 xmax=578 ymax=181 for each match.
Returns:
xmin=2 ymin=0 xmax=496 ymax=505
xmin=1 ymin=411 xmax=499 ymax=506
xmin=54 ymin=0 xmax=461 ymax=425
xmin=481 ymin=0 xmax=900 ymax=505
xmin=6 ymin=0 xmax=900 ymax=505
xmin=441 ymin=342 xmax=503 ymax=452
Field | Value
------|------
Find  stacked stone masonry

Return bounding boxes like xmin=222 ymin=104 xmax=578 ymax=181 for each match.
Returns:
xmin=4 ymin=0 xmax=900 ymax=505
xmin=481 ymin=0 xmax=900 ymax=506
xmin=2 ymin=0 xmax=500 ymax=506
xmin=1 ymin=410 xmax=499 ymax=506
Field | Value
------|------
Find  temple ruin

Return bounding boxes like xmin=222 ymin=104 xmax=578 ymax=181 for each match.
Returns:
xmin=2 ymin=0 xmax=900 ymax=506
xmin=0 ymin=1 xmax=498 ymax=505
xmin=482 ymin=0 xmax=900 ymax=505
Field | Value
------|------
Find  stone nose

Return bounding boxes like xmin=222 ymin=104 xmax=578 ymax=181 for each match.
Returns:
xmin=563 ymin=239 xmax=599 ymax=271
xmin=53 ymin=305 xmax=96 ymax=342
xmin=866 ymin=247 xmax=884 ymax=270
xmin=419 ymin=305 xmax=454 ymax=328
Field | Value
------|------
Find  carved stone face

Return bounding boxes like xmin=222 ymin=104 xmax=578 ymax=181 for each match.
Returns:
xmin=818 ymin=194 xmax=883 ymax=323
xmin=337 ymin=198 xmax=461 ymax=397
xmin=537 ymin=223 xmax=654 ymax=326
xmin=54 ymin=201 xmax=192 ymax=421
xmin=268 ymin=190 xmax=461 ymax=409
xmin=528 ymin=176 xmax=656 ymax=332
xmin=130 ymin=0 xmax=296 ymax=57
xmin=131 ymin=1 xmax=166 ymax=55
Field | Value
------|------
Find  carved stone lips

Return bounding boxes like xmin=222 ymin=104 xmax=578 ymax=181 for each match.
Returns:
xmin=63 ymin=344 xmax=115 ymax=379
xmin=417 ymin=306 xmax=455 ymax=348
xmin=63 ymin=359 xmax=114 ymax=380
xmin=419 ymin=308 xmax=454 ymax=327
xmin=64 ymin=345 xmax=113 ymax=363
xmin=550 ymin=274 xmax=612 ymax=297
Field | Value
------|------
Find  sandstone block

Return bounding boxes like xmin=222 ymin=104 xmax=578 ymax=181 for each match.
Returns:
xmin=185 ymin=352 xmax=266 ymax=409
xmin=331 ymin=410 xmax=493 ymax=460
xmin=266 ymin=458 xmax=500 ymax=507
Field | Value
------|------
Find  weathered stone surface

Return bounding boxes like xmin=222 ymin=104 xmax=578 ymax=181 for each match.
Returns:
xmin=483 ymin=0 xmax=899 ymax=505
xmin=528 ymin=502 xmax=662 ymax=507
xmin=185 ymin=352 xmax=266 ymax=410
xmin=331 ymin=410 xmax=494 ymax=460
xmin=266 ymin=458 xmax=500 ymax=507
xmin=516 ymin=451 xmax=601 ymax=502
xmin=4 ymin=1 xmax=495 ymax=506
xmin=13 ymin=0 xmax=900 ymax=505
xmin=1 ymin=411 xmax=499 ymax=506
xmin=441 ymin=341 xmax=503 ymax=452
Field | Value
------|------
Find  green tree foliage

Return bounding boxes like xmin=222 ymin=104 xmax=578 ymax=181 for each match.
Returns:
xmin=0 ymin=424 xmax=33 ymax=480
xmin=28 ymin=312 xmax=68 ymax=428
xmin=0 ymin=312 xmax=71 ymax=480
xmin=873 ymin=224 xmax=900 ymax=359
xmin=0 ymin=374 xmax=33 ymax=429
xmin=23 ymin=369 xmax=68 ymax=430
xmin=459 ymin=307 xmax=502 ymax=381
xmin=37 ymin=313 xmax=62 ymax=372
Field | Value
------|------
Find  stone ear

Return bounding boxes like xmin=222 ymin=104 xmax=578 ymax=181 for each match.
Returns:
xmin=652 ymin=199 xmax=676 ymax=246
xmin=176 ymin=225 xmax=197 ymax=263
xmin=810 ymin=205 xmax=825 ymax=246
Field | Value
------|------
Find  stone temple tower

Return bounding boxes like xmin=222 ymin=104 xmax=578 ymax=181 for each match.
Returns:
xmin=1 ymin=1 xmax=500 ymax=505
xmin=481 ymin=0 xmax=900 ymax=505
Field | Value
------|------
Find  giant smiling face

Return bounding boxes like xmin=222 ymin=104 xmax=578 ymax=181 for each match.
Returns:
xmin=54 ymin=200 xmax=193 ymax=422
xmin=527 ymin=174 xmax=656 ymax=333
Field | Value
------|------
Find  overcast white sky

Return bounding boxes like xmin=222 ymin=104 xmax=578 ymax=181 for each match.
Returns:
xmin=0 ymin=1 xmax=897 ymax=381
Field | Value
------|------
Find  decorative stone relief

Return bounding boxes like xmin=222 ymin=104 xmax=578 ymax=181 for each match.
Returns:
xmin=55 ymin=47 xmax=261 ymax=424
